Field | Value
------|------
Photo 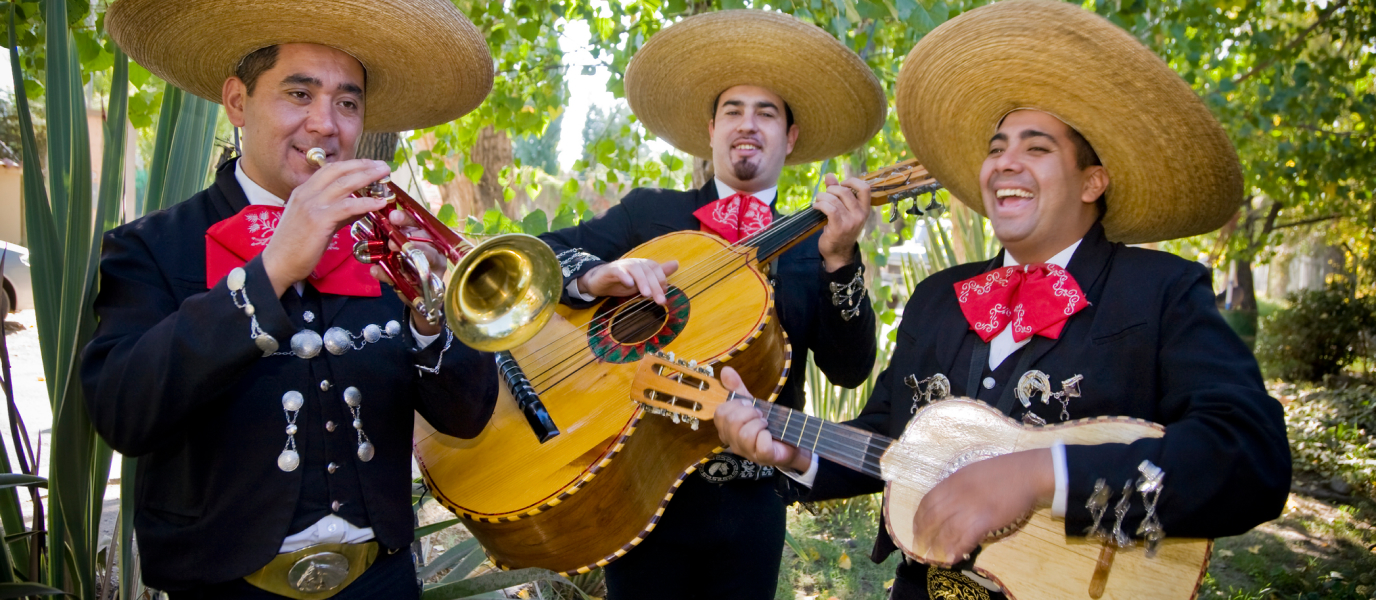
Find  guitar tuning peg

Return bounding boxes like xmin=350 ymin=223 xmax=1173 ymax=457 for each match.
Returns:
xmin=923 ymin=193 xmax=946 ymax=218
xmin=690 ymin=418 xmax=699 ymax=431
xmin=652 ymin=350 xmax=666 ymax=359
xmin=906 ymin=203 xmax=924 ymax=216
xmin=688 ymin=359 xmax=697 ymax=369
xmin=702 ymin=365 xmax=714 ymax=376
xmin=667 ymin=351 xmax=676 ymax=363
xmin=887 ymin=197 xmax=901 ymax=223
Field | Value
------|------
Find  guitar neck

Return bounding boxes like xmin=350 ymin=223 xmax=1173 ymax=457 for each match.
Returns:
xmin=736 ymin=394 xmax=893 ymax=480
xmin=746 ymin=209 xmax=827 ymax=265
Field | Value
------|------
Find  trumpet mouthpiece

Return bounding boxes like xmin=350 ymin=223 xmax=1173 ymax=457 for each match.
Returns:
xmin=306 ymin=148 xmax=327 ymax=168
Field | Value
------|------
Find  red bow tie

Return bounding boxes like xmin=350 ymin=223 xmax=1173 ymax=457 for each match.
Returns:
xmin=693 ymin=192 xmax=773 ymax=243
xmin=205 ymin=205 xmax=380 ymax=297
xmin=953 ymin=264 xmax=1088 ymax=342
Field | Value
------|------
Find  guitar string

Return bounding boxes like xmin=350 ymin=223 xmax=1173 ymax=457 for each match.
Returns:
xmin=515 ymin=205 xmax=821 ymax=376
xmin=518 ymin=208 xmax=827 ymax=389
xmin=758 ymin=404 xmax=889 ymax=478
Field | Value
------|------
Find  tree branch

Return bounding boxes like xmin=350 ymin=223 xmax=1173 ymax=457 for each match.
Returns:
xmin=1232 ymin=0 xmax=1349 ymax=86
xmin=1272 ymin=214 xmax=1342 ymax=230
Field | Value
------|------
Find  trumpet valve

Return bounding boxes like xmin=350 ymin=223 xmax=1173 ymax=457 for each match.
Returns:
xmin=352 ymin=239 xmax=387 ymax=264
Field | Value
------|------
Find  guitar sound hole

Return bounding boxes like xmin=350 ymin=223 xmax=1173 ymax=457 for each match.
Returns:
xmin=609 ymin=301 xmax=668 ymax=345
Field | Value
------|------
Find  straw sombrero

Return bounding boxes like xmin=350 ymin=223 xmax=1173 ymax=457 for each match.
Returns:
xmin=106 ymin=0 xmax=493 ymax=132
xmin=624 ymin=10 xmax=885 ymax=165
xmin=895 ymin=0 xmax=1242 ymax=243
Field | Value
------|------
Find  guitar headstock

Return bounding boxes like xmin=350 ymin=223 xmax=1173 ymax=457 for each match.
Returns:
xmin=631 ymin=352 xmax=732 ymax=430
xmin=859 ymin=159 xmax=946 ymax=221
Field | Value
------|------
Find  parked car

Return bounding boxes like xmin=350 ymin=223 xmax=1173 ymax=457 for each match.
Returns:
xmin=1 ymin=241 xmax=33 ymax=315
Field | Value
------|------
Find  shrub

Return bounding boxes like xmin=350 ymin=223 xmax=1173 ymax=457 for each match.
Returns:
xmin=1256 ymin=286 xmax=1376 ymax=382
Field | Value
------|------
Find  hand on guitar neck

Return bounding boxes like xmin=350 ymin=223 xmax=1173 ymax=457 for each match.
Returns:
xmin=716 ymin=367 xmax=816 ymax=473
xmin=715 ymin=366 xmax=1056 ymax=566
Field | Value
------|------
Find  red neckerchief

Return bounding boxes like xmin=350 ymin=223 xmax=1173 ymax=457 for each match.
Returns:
xmin=953 ymin=263 xmax=1088 ymax=342
xmin=205 ymin=205 xmax=380 ymax=297
xmin=693 ymin=192 xmax=773 ymax=243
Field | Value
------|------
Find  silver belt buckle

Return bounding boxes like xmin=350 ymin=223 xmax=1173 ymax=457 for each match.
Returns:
xmin=288 ymin=552 xmax=351 ymax=593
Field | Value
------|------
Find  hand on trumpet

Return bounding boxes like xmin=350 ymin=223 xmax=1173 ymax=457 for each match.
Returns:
xmin=261 ymin=158 xmax=391 ymax=298
xmin=369 ymin=208 xmax=448 ymax=337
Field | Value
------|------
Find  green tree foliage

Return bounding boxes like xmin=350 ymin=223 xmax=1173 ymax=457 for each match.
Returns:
xmin=1256 ymin=284 xmax=1376 ymax=382
xmin=514 ymin=111 xmax=563 ymax=175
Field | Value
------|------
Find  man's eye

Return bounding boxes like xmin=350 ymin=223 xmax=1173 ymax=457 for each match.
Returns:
xmin=988 ymin=147 xmax=1004 ymax=155
xmin=340 ymin=100 xmax=358 ymax=111
xmin=1029 ymin=146 xmax=1049 ymax=153
xmin=289 ymin=91 xmax=309 ymax=100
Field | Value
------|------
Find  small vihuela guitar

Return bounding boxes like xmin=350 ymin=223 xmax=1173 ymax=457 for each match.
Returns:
xmin=632 ymin=353 xmax=1212 ymax=600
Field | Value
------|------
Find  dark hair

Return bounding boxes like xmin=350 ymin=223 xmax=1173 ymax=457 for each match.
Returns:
xmin=236 ymin=45 xmax=280 ymax=96
xmin=1064 ymin=124 xmax=1108 ymax=216
xmin=711 ymin=90 xmax=795 ymax=129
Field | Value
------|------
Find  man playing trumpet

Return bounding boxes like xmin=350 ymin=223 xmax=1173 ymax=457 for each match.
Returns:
xmin=82 ymin=1 xmax=500 ymax=597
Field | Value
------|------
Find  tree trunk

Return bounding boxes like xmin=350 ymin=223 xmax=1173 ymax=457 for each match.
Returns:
xmin=691 ymin=157 xmax=714 ymax=190
xmin=357 ymin=132 xmax=400 ymax=161
xmin=1233 ymin=258 xmax=1258 ymax=311
xmin=433 ymin=126 xmax=524 ymax=222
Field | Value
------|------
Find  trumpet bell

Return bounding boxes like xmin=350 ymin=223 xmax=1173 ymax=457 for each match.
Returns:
xmin=444 ymin=233 xmax=562 ymax=352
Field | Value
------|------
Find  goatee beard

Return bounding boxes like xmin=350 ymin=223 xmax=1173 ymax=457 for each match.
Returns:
xmin=731 ymin=159 xmax=759 ymax=182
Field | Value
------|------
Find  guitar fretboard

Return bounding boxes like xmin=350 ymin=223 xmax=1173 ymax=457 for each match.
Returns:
xmin=731 ymin=393 xmax=893 ymax=479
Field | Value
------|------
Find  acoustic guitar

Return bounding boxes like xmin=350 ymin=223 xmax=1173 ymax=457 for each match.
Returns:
xmin=413 ymin=161 xmax=941 ymax=575
xmin=631 ymin=353 xmax=1212 ymax=600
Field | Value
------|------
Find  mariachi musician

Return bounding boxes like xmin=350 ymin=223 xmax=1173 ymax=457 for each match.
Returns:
xmin=717 ymin=1 xmax=1292 ymax=598
xmin=82 ymin=0 xmax=499 ymax=597
xmin=539 ymin=10 xmax=885 ymax=599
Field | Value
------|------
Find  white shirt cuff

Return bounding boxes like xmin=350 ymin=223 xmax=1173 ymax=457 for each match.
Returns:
xmin=566 ymin=279 xmax=597 ymax=302
xmin=1051 ymin=439 xmax=1068 ymax=517
xmin=412 ymin=321 xmax=440 ymax=350
xmin=782 ymin=452 xmax=821 ymax=488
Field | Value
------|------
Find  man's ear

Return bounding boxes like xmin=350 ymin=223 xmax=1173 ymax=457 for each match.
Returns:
xmin=1081 ymin=165 xmax=1110 ymax=205
xmin=707 ymin=117 xmax=716 ymax=141
xmin=222 ymin=77 xmax=249 ymax=128
xmin=785 ymin=123 xmax=799 ymax=155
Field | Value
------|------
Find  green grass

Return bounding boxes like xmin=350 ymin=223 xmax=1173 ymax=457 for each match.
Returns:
xmin=776 ymin=495 xmax=901 ymax=600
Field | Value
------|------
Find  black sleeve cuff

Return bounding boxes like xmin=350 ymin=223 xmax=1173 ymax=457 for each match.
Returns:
xmin=555 ymin=248 xmax=606 ymax=308
xmin=239 ymin=255 xmax=296 ymax=344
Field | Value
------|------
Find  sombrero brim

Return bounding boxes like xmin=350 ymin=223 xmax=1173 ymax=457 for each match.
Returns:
xmin=624 ymin=10 xmax=886 ymax=165
xmin=107 ymin=0 xmax=493 ymax=132
xmin=895 ymin=0 xmax=1242 ymax=244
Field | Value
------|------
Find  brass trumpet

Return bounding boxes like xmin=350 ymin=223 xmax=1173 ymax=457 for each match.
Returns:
xmin=307 ymin=148 xmax=561 ymax=352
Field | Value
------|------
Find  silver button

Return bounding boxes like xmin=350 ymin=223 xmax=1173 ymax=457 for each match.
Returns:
xmin=320 ymin=380 xmax=331 ymax=391
xmin=982 ymin=377 xmax=996 ymax=390
xmin=331 ymin=500 xmax=341 ymax=512
xmin=328 ymin=523 xmax=337 ymax=532
xmin=327 ymin=462 xmax=339 ymax=473
xmin=326 ymin=420 xmax=336 ymax=432
xmin=304 ymin=310 xmax=316 ymax=323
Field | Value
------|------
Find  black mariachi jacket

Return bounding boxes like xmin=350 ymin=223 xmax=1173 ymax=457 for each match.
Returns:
xmin=81 ymin=160 xmax=498 ymax=590
xmin=538 ymin=181 xmax=877 ymax=411
xmin=800 ymin=223 xmax=1291 ymax=562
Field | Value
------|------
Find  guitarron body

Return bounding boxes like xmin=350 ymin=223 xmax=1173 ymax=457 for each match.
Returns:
xmin=413 ymin=230 xmax=790 ymax=574
xmin=881 ymin=400 xmax=1211 ymax=600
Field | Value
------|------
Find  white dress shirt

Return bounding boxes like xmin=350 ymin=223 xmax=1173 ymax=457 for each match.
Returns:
xmin=783 ymin=238 xmax=1083 ymax=518
xmin=234 ymin=161 xmax=431 ymax=552
xmin=565 ymin=178 xmax=779 ymax=301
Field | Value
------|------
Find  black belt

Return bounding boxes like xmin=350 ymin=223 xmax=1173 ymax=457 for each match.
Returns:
xmin=697 ymin=453 xmax=776 ymax=483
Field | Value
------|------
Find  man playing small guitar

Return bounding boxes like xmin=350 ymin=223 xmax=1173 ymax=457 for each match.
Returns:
xmin=716 ymin=2 xmax=1291 ymax=599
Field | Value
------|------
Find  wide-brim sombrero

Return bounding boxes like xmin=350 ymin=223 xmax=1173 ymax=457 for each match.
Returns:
xmin=106 ymin=0 xmax=493 ymax=133
xmin=895 ymin=0 xmax=1242 ymax=243
xmin=624 ymin=10 xmax=886 ymax=165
